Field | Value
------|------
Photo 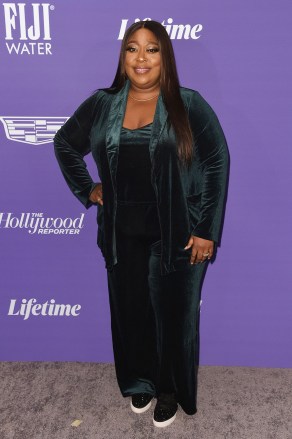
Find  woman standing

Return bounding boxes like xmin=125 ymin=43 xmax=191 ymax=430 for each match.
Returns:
xmin=54 ymin=20 xmax=229 ymax=428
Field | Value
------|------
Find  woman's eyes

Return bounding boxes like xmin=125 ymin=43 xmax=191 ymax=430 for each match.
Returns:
xmin=125 ymin=47 xmax=159 ymax=53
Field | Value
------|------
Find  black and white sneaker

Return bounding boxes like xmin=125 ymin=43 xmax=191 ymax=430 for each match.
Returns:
xmin=153 ymin=392 xmax=178 ymax=427
xmin=130 ymin=392 xmax=154 ymax=413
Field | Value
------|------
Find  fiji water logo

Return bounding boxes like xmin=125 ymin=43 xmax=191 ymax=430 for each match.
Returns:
xmin=3 ymin=3 xmax=55 ymax=55
xmin=0 ymin=116 xmax=68 ymax=145
xmin=118 ymin=18 xmax=203 ymax=40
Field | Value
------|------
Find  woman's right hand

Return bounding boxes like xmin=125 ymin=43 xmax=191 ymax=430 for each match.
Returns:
xmin=89 ymin=183 xmax=103 ymax=205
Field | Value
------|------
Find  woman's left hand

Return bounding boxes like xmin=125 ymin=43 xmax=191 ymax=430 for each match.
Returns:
xmin=184 ymin=235 xmax=214 ymax=264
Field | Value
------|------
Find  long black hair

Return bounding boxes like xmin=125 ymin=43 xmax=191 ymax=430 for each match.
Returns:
xmin=99 ymin=20 xmax=194 ymax=166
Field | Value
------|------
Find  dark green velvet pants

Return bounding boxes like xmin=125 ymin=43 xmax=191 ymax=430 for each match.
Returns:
xmin=106 ymin=202 xmax=208 ymax=415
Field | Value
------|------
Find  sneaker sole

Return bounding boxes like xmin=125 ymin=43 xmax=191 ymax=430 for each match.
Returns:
xmin=153 ymin=411 xmax=177 ymax=427
xmin=130 ymin=399 xmax=152 ymax=413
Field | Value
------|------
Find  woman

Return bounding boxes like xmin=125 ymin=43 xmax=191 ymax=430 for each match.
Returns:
xmin=54 ymin=20 xmax=229 ymax=428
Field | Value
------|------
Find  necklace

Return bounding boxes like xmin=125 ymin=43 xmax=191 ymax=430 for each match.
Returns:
xmin=129 ymin=93 xmax=159 ymax=102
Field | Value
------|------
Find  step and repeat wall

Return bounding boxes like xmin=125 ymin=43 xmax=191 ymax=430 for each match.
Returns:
xmin=0 ymin=1 xmax=291 ymax=367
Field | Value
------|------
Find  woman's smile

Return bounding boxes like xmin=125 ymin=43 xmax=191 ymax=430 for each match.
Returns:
xmin=134 ymin=67 xmax=151 ymax=74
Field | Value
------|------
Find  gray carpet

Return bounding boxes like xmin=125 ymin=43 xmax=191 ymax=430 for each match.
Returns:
xmin=0 ymin=362 xmax=291 ymax=439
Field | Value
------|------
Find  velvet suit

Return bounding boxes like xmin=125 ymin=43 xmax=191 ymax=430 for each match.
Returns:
xmin=53 ymin=78 xmax=230 ymax=415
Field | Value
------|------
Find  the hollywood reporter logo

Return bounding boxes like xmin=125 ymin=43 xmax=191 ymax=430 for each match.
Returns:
xmin=3 ymin=3 xmax=54 ymax=55
xmin=0 ymin=212 xmax=85 ymax=235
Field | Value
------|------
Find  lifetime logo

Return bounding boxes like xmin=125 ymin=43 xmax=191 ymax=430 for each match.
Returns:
xmin=118 ymin=18 xmax=203 ymax=40
xmin=3 ymin=2 xmax=55 ymax=55
xmin=8 ymin=298 xmax=82 ymax=320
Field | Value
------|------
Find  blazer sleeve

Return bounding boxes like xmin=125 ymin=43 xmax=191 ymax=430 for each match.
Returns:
xmin=53 ymin=92 xmax=100 ymax=209
xmin=189 ymin=91 xmax=230 ymax=244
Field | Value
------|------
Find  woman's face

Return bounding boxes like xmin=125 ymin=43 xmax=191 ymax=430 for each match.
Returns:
xmin=124 ymin=28 xmax=161 ymax=90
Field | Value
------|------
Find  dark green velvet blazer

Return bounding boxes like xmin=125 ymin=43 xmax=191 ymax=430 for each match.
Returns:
xmin=54 ymin=78 xmax=230 ymax=275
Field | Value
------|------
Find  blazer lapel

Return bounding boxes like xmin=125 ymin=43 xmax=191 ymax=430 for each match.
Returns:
xmin=149 ymin=91 xmax=168 ymax=162
xmin=105 ymin=78 xmax=168 ymax=192
xmin=105 ymin=79 xmax=129 ymax=192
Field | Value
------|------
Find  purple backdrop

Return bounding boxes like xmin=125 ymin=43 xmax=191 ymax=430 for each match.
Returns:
xmin=0 ymin=0 xmax=291 ymax=367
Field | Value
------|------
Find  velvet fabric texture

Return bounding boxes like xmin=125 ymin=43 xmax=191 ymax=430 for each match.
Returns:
xmin=111 ymin=121 xmax=205 ymax=414
xmin=108 ymin=206 xmax=207 ymax=415
xmin=53 ymin=78 xmax=229 ymax=275
xmin=117 ymin=123 xmax=156 ymax=203
xmin=53 ymin=80 xmax=229 ymax=416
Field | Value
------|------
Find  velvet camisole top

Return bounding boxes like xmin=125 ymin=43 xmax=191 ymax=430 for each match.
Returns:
xmin=115 ymin=122 xmax=161 ymax=238
xmin=116 ymin=122 xmax=156 ymax=203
